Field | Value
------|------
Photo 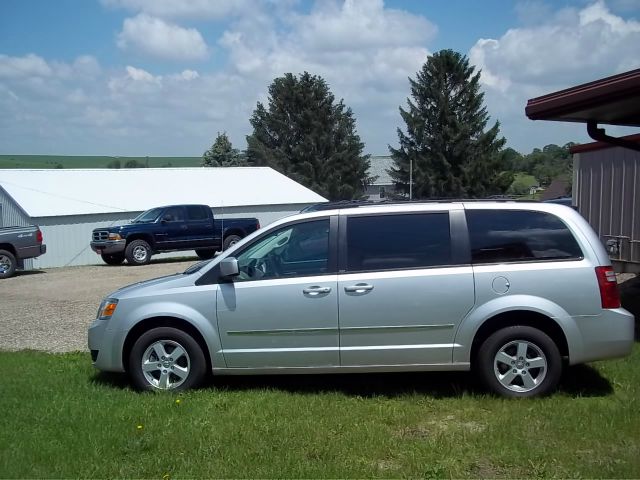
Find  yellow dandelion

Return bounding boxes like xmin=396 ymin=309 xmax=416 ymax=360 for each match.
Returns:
xmin=175 ymin=399 xmax=181 ymax=405
xmin=137 ymin=424 xmax=143 ymax=430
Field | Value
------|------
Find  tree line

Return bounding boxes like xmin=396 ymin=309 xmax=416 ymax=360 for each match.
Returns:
xmin=203 ymin=49 xmax=574 ymax=201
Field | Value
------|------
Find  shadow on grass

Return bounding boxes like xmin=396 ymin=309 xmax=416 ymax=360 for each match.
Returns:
xmin=90 ymin=371 xmax=132 ymax=390
xmin=91 ymin=364 xmax=613 ymax=399
xmin=208 ymin=365 xmax=613 ymax=399
xmin=559 ymin=364 xmax=614 ymax=397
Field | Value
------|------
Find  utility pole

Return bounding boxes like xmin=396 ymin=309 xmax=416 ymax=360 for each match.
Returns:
xmin=409 ymin=159 xmax=413 ymax=200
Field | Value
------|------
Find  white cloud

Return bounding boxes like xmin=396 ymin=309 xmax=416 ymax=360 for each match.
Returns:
xmin=172 ymin=69 xmax=200 ymax=81
xmin=102 ymin=0 xmax=250 ymax=19
xmin=470 ymin=1 xmax=640 ymax=150
xmin=117 ymin=14 xmax=209 ymax=61
xmin=218 ymin=0 xmax=432 ymax=148
xmin=4 ymin=1 xmax=638 ymax=157
xmin=471 ymin=1 xmax=640 ymax=88
xmin=125 ymin=65 xmax=158 ymax=82
xmin=293 ymin=0 xmax=436 ymax=52
xmin=0 ymin=53 xmax=52 ymax=78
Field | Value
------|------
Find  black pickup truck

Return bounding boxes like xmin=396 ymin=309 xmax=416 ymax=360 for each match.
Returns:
xmin=0 ymin=225 xmax=47 ymax=278
xmin=90 ymin=204 xmax=260 ymax=266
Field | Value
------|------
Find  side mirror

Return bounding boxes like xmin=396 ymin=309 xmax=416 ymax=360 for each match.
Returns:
xmin=220 ymin=257 xmax=240 ymax=277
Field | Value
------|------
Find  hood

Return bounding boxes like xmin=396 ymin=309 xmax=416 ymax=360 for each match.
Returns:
xmin=109 ymin=272 xmax=193 ymax=298
xmin=92 ymin=222 xmax=143 ymax=233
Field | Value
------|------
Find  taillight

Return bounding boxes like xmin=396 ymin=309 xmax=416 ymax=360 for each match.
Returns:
xmin=36 ymin=229 xmax=43 ymax=243
xmin=256 ymin=221 xmax=260 ymax=229
xmin=595 ymin=266 xmax=621 ymax=309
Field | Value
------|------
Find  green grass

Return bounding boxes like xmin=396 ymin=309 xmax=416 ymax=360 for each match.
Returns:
xmin=1 ymin=347 xmax=639 ymax=478
xmin=0 ymin=155 xmax=201 ymax=169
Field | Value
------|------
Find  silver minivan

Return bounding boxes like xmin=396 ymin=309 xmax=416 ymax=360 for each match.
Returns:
xmin=88 ymin=202 xmax=634 ymax=397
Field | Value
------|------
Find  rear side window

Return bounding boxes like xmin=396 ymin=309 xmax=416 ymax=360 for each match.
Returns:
xmin=186 ymin=206 xmax=209 ymax=221
xmin=346 ymin=213 xmax=451 ymax=272
xmin=466 ymin=210 xmax=583 ymax=264
xmin=163 ymin=207 xmax=185 ymax=222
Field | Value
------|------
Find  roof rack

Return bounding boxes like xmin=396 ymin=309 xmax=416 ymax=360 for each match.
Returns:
xmin=301 ymin=197 xmax=537 ymax=212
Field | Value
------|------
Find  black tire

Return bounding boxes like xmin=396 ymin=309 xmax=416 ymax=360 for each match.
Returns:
xmin=101 ymin=253 xmax=125 ymax=265
xmin=476 ymin=326 xmax=562 ymax=398
xmin=0 ymin=249 xmax=17 ymax=279
xmin=125 ymin=239 xmax=152 ymax=266
xmin=128 ymin=327 xmax=206 ymax=392
xmin=195 ymin=249 xmax=216 ymax=260
xmin=223 ymin=234 xmax=242 ymax=251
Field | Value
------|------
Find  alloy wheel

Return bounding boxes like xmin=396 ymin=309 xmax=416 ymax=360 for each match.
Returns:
xmin=493 ymin=340 xmax=547 ymax=393
xmin=141 ymin=340 xmax=191 ymax=390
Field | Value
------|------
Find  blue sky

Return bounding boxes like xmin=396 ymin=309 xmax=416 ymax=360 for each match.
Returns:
xmin=1 ymin=0 xmax=639 ymax=156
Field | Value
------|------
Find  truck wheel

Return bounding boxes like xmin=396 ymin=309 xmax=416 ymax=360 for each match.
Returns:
xmin=125 ymin=239 xmax=152 ymax=266
xmin=101 ymin=253 xmax=125 ymax=265
xmin=128 ymin=327 xmax=206 ymax=391
xmin=223 ymin=234 xmax=242 ymax=251
xmin=0 ymin=249 xmax=17 ymax=279
xmin=195 ymin=249 xmax=216 ymax=260
xmin=476 ymin=326 xmax=562 ymax=398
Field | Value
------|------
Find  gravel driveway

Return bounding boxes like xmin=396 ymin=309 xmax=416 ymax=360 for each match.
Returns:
xmin=0 ymin=259 xmax=197 ymax=352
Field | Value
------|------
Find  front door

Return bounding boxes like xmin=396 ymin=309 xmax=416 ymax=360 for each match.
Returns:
xmin=217 ymin=217 xmax=339 ymax=368
xmin=154 ymin=206 xmax=189 ymax=249
xmin=337 ymin=210 xmax=475 ymax=366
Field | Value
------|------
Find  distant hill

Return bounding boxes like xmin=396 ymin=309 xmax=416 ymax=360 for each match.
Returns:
xmin=0 ymin=155 xmax=202 ymax=169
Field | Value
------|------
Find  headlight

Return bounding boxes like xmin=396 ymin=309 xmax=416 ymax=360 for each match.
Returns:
xmin=97 ymin=298 xmax=119 ymax=319
xmin=108 ymin=233 xmax=122 ymax=240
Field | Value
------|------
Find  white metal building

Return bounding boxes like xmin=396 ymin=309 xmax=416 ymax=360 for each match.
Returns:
xmin=0 ymin=167 xmax=326 ymax=268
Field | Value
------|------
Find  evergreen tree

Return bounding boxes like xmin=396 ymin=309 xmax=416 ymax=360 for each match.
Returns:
xmin=202 ymin=132 xmax=245 ymax=167
xmin=124 ymin=159 xmax=146 ymax=168
xmin=246 ymin=72 xmax=371 ymax=200
xmin=389 ymin=49 xmax=509 ymax=198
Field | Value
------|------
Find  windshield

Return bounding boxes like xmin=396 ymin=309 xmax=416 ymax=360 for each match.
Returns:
xmin=132 ymin=208 xmax=162 ymax=224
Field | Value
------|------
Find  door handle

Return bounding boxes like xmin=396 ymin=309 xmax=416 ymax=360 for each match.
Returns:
xmin=302 ymin=286 xmax=332 ymax=296
xmin=180 ymin=225 xmax=188 ymax=230
xmin=344 ymin=283 xmax=374 ymax=293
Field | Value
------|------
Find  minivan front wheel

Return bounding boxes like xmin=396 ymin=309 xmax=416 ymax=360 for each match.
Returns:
xmin=129 ymin=327 xmax=206 ymax=391
xmin=477 ymin=326 xmax=561 ymax=398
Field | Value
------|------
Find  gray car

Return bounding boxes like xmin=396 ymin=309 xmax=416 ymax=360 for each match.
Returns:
xmin=88 ymin=202 xmax=634 ymax=397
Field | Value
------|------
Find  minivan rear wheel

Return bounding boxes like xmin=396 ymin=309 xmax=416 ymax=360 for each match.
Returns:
xmin=477 ymin=326 xmax=562 ymax=398
xmin=129 ymin=327 xmax=206 ymax=391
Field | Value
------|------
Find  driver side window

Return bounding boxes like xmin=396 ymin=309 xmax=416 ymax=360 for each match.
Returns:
xmin=234 ymin=219 xmax=330 ymax=282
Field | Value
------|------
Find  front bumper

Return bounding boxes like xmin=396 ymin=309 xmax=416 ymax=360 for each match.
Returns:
xmin=88 ymin=318 xmax=126 ymax=372
xmin=91 ymin=240 xmax=126 ymax=255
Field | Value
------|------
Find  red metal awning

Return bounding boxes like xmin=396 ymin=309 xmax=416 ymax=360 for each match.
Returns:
xmin=525 ymin=68 xmax=640 ymax=127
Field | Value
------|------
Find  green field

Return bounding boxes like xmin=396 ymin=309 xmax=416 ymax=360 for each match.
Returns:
xmin=1 ymin=346 xmax=638 ymax=478
xmin=0 ymin=155 xmax=202 ymax=169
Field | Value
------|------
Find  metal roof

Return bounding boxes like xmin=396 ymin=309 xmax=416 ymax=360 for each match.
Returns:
xmin=525 ymin=68 xmax=640 ymax=126
xmin=0 ymin=167 xmax=327 ymax=218
xmin=570 ymin=133 xmax=640 ymax=154
xmin=368 ymin=156 xmax=394 ymax=185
